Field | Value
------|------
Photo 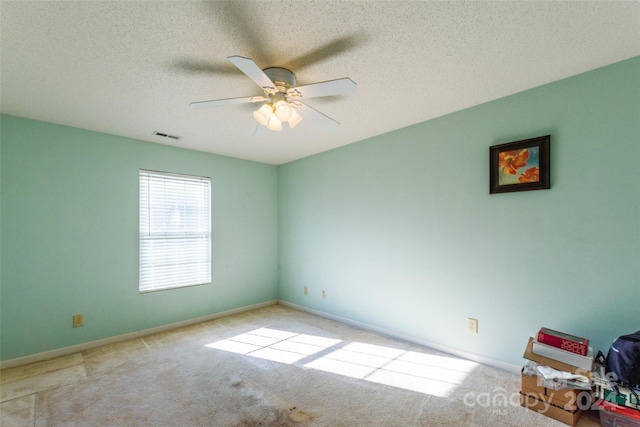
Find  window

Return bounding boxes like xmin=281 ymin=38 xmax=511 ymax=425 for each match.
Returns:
xmin=139 ymin=170 xmax=211 ymax=292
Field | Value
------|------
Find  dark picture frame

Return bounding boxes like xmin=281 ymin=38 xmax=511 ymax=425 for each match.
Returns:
xmin=489 ymin=135 xmax=550 ymax=194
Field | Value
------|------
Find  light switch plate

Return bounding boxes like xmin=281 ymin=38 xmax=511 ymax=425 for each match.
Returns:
xmin=468 ymin=318 xmax=478 ymax=333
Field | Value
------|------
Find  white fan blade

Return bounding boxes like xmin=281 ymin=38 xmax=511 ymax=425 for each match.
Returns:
xmin=254 ymin=124 xmax=270 ymax=137
xmin=228 ymin=55 xmax=277 ymax=91
xmin=190 ymin=96 xmax=265 ymax=109
xmin=288 ymin=78 xmax=356 ymax=99
xmin=297 ymin=102 xmax=340 ymax=131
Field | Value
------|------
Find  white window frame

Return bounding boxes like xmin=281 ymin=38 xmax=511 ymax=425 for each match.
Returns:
xmin=139 ymin=169 xmax=211 ymax=292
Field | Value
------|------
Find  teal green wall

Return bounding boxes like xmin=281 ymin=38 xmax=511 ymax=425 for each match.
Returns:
xmin=0 ymin=116 xmax=279 ymax=360
xmin=278 ymin=57 xmax=640 ymax=366
xmin=2 ymin=58 xmax=638 ymax=366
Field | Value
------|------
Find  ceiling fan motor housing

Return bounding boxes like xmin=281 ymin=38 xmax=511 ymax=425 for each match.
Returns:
xmin=263 ymin=67 xmax=296 ymax=91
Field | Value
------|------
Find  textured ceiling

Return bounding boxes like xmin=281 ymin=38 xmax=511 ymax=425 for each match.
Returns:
xmin=1 ymin=1 xmax=639 ymax=165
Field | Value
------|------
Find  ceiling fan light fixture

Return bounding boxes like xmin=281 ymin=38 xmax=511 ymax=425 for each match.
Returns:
xmin=288 ymin=109 xmax=303 ymax=128
xmin=274 ymin=100 xmax=293 ymax=122
xmin=253 ymin=104 xmax=273 ymax=126
xmin=266 ymin=115 xmax=283 ymax=131
xmin=191 ymin=56 xmax=356 ymax=136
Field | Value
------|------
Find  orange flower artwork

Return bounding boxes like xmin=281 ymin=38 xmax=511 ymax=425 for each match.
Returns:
xmin=518 ymin=167 xmax=539 ymax=183
xmin=490 ymin=135 xmax=549 ymax=194
xmin=498 ymin=149 xmax=529 ymax=184
xmin=498 ymin=149 xmax=529 ymax=175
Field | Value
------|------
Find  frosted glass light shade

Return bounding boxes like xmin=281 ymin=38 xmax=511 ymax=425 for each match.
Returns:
xmin=266 ymin=115 xmax=283 ymax=131
xmin=274 ymin=100 xmax=293 ymax=122
xmin=288 ymin=109 xmax=303 ymax=128
xmin=253 ymin=104 xmax=272 ymax=126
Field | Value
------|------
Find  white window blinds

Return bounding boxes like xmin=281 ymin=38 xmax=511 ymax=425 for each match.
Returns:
xmin=139 ymin=170 xmax=211 ymax=292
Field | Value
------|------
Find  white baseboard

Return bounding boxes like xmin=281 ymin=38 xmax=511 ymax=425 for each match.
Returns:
xmin=0 ymin=300 xmax=278 ymax=370
xmin=2 ymin=299 xmax=520 ymax=374
xmin=278 ymin=300 xmax=521 ymax=375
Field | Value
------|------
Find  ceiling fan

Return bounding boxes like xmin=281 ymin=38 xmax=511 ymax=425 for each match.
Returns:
xmin=190 ymin=56 xmax=357 ymax=136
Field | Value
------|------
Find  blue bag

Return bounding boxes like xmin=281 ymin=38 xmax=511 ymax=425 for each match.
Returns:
xmin=605 ymin=330 xmax=640 ymax=388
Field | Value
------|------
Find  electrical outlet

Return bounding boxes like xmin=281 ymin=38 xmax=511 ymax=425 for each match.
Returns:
xmin=468 ymin=318 xmax=478 ymax=333
xmin=322 ymin=290 xmax=326 ymax=299
xmin=304 ymin=285 xmax=308 ymax=295
xmin=73 ymin=314 xmax=84 ymax=328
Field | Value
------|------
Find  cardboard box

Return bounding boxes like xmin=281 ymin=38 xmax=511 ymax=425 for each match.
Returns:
xmin=521 ymin=369 xmax=590 ymax=411
xmin=520 ymin=392 xmax=582 ymax=426
xmin=523 ymin=337 xmax=593 ymax=377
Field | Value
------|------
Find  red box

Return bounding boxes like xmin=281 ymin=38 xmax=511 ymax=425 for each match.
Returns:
xmin=538 ymin=327 xmax=589 ymax=356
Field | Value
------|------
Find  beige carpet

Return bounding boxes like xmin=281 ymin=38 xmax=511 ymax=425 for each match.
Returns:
xmin=1 ymin=304 xmax=602 ymax=426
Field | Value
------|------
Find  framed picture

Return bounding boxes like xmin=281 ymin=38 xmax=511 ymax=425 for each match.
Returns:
xmin=489 ymin=135 xmax=550 ymax=194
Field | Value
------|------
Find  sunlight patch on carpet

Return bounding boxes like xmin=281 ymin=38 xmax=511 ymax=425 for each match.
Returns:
xmin=206 ymin=328 xmax=478 ymax=398
xmin=305 ymin=342 xmax=477 ymax=397
xmin=206 ymin=328 xmax=341 ymax=364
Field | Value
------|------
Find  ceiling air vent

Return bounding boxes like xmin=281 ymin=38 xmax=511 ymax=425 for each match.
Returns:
xmin=152 ymin=131 xmax=181 ymax=140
